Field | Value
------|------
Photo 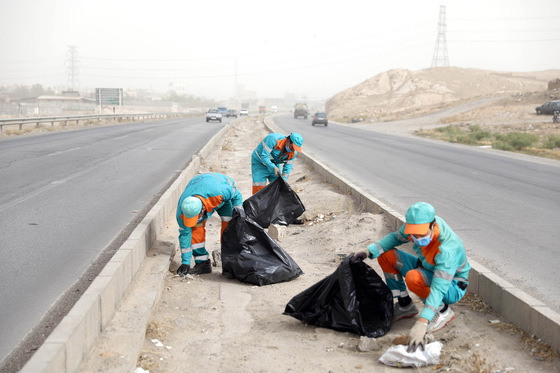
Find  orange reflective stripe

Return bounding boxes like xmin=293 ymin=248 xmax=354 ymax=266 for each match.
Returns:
xmin=191 ymin=223 xmax=206 ymax=244
xmin=421 ymin=224 xmax=441 ymax=265
xmin=275 ymin=137 xmax=287 ymax=151
xmin=201 ymin=195 xmax=224 ymax=212
xmin=252 ymin=185 xmax=266 ymax=195
xmin=220 ymin=220 xmax=229 ymax=243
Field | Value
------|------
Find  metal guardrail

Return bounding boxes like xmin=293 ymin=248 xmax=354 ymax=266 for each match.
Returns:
xmin=0 ymin=113 xmax=191 ymax=132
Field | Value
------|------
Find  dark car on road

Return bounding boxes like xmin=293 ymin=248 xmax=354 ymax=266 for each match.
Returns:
xmin=312 ymin=112 xmax=328 ymax=126
xmin=535 ymin=100 xmax=560 ymax=115
xmin=226 ymin=109 xmax=238 ymax=118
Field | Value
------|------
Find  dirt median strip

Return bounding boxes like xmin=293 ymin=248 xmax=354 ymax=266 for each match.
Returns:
xmin=81 ymin=117 xmax=558 ymax=372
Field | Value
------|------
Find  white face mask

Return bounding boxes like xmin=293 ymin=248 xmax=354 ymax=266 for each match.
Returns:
xmin=285 ymin=145 xmax=291 ymax=152
xmin=411 ymin=232 xmax=432 ymax=247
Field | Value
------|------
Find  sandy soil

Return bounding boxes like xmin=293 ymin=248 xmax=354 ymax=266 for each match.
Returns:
xmin=134 ymin=117 xmax=560 ymax=373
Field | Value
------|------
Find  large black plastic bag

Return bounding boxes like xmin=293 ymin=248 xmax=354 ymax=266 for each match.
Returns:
xmin=243 ymin=176 xmax=305 ymax=228
xmin=221 ymin=206 xmax=304 ymax=286
xmin=283 ymin=256 xmax=393 ymax=338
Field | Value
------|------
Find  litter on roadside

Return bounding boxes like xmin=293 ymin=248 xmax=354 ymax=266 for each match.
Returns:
xmin=379 ymin=341 xmax=443 ymax=367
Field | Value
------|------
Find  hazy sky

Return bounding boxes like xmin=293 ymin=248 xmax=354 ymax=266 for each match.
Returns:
xmin=1 ymin=0 xmax=559 ymax=100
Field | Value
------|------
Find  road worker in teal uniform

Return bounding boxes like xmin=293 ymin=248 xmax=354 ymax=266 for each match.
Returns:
xmin=352 ymin=202 xmax=470 ymax=353
xmin=176 ymin=173 xmax=242 ymax=276
xmin=251 ymin=132 xmax=303 ymax=195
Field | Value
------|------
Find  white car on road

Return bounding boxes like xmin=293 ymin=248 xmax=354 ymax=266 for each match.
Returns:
xmin=206 ymin=109 xmax=222 ymax=123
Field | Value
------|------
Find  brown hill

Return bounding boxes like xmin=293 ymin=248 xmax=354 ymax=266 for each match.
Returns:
xmin=326 ymin=67 xmax=560 ymax=123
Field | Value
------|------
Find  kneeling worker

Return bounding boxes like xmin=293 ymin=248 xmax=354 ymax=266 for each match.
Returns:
xmin=251 ymin=132 xmax=303 ymax=195
xmin=352 ymin=202 xmax=470 ymax=353
xmin=176 ymin=172 xmax=243 ymax=276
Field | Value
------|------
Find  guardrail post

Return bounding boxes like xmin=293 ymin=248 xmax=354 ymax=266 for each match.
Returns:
xmin=19 ymin=123 xmax=23 ymax=131
xmin=51 ymin=121 xmax=55 ymax=127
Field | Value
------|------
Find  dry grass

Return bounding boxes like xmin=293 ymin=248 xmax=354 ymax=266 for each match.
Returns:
xmin=458 ymin=292 xmax=560 ymax=362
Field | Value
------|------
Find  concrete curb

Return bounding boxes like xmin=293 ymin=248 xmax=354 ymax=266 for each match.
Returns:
xmin=264 ymin=117 xmax=560 ymax=353
xmin=20 ymin=123 xmax=233 ymax=373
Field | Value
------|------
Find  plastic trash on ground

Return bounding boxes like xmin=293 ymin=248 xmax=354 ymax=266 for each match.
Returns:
xmin=379 ymin=342 xmax=443 ymax=367
xmin=283 ymin=256 xmax=393 ymax=337
xmin=243 ymin=176 xmax=305 ymax=228
xmin=221 ymin=206 xmax=303 ymax=286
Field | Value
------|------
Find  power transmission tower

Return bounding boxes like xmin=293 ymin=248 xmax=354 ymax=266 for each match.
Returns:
xmin=431 ymin=5 xmax=449 ymax=68
xmin=65 ymin=45 xmax=80 ymax=91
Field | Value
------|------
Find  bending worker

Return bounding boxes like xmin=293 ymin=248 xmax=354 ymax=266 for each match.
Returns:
xmin=251 ymin=132 xmax=303 ymax=195
xmin=352 ymin=202 xmax=470 ymax=353
xmin=176 ymin=172 xmax=242 ymax=276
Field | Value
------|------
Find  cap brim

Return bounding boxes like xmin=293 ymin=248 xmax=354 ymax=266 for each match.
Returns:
xmin=183 ymin=215 xmax=199 ymax=228
xmin=293 ymin=144 xmax=301 ymax=152
xmin=404 ymin=223 xmax=430 ymax=235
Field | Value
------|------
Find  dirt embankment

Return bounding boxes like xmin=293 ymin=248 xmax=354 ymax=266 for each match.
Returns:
xmin=326 ymin=67 xmax=560 ymax=124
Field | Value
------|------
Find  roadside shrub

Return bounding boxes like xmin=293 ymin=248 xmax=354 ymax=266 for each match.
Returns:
xmin=544 ymin=134 xmax=560 ymax=149
xmin=493 ymin=140 xmax=514 ymax=151
xmin=469 ymin=125 xmax=491 ymax=141
xmin=494 ymin=132 xmax=538 ymax=150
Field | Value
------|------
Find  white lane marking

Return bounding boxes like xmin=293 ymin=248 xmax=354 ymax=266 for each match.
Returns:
xmin=47 ymin=147 xmax=81 ymax=156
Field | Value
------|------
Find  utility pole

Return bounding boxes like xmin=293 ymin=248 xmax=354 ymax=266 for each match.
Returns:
xmin=65 ymin=45 xmax=80 ymax=91
xmin=234 ymin=58 xmax=238 ymax=102
xmin=431 ymin=5 xmax=449 ymax=68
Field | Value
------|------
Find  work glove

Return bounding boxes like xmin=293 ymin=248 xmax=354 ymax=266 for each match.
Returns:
xmin=407 ymin=320 xmax=428 ymax=353
xmin=274 ymin=167 xmax=282 ymax=177
xmin=177 ymin=264 xmax=190 ymax=277
xmin=351 ymin=249 xmax=370 ymax=263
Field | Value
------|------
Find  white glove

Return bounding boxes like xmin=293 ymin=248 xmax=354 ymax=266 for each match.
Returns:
xmin=351 ymin=249 xmax=370 ymax=262
xmin=274 ymin=167 xmax=282 ymax=177
xmin=407 ymin=320 xmax=428 ymax=353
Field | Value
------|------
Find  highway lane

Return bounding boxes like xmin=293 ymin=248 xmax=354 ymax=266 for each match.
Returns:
xmin=0 ymin=116 xmax=225 ymax=363
xmin=273 ymin=114 xmax=560 ymax=313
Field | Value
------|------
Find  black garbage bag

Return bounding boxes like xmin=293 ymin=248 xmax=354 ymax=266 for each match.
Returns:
xmin=221 ymin=206 xmax=304 ymax=286
xmin=243 ymin=176 xmax=305 ymax=228
xmin=283 ymin=256 xmax=393 ymax=338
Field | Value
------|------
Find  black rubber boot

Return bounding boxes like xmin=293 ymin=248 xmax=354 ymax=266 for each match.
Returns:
xmin=189 ymin=259 xmax=212 ymax=275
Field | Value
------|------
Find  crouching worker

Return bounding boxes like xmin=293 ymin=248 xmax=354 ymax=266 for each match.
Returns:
xmin=251 ymin=132 xmax=303 ymax=195
xmin=176 ymin=173 xmax=243 ymax=276
xmin=352 ymin=202 xmax=470 ymax=353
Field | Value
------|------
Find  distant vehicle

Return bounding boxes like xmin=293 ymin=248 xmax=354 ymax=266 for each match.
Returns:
xmin=239 ymin=108 xmax=249 ymax=116
xmin=294 ymin=102 xmax=309 ymax=119
xmin=271 ymin=105 xmax=278 ymax=113
xmin=259 ymin=106 xmax=266 ymax=114
xmin=206 ymin=109 xmax=222 ymax=123
xmin=217 ymin=107 xmax=228 ymax=116
xmin=535 ymin=100 xmax=560 ymax=115
xmin=226 ymin=109 xmax=237 ymax=118
xmin=312 ymin=112 xmax=328 ymax=127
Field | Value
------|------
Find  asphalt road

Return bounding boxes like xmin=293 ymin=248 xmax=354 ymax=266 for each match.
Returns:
xmin=0 ymin=116 xmax=224 ymax=363
xmin=273 ymin=114 xmax=560 ymax=313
